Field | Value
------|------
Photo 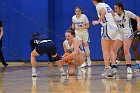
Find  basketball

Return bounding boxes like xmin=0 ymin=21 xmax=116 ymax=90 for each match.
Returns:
xmin=68 ymin=62 xmax=76 ymax=76
xmin=62 ymin=52 xmax=73 ymax=64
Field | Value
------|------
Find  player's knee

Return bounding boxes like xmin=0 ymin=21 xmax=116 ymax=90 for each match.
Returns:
xmin=53 ymin=55 xmax=60 ymax=61
xmin=31 ymin=52 xmax=36 ymax=57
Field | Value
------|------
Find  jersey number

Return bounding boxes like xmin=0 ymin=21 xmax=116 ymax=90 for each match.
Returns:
xmin=119 ymin=24 xmax=124 ymax=28
xmin=106 ymin=7 xmax=111 ymax=13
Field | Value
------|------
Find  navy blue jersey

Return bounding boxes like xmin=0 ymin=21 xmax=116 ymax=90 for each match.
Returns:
xmin=30 ymin=35 xmax=50 ymax=51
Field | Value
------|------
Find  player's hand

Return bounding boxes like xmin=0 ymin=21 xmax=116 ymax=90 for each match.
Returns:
xmin=60 ymin=60 xmax=64 ymax=65
xmin=61 ymin=57 xmax=67 ymax=62
xmin=49 ymin=62 xmax=53 ymax=71
xmin=92 ymin=20 xmax=100 ymax=25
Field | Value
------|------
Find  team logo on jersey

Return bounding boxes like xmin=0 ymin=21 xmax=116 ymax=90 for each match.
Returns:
xmin=34 ymin=40 xmax=40 ymax=44
xmin=75 ymin=22 xmax=83 ymax=27
xmin=116 ymin=19 xmax=126 ymax=23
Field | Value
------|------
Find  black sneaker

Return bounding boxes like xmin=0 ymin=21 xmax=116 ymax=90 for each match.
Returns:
xmin=4 ymin=64 xmax=8 ymax=67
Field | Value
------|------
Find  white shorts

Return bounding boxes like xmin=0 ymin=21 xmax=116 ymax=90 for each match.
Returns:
xmin=75 ymin=30 xmax=89 ymax=42
xmin=117 ymin=31 xmax=133 ymax=41
xmin=101 ymin=24 xmax=119 ymax=40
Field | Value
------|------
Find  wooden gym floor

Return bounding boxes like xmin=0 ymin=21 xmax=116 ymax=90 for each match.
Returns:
xmin=0 ymin=61 xmax=140 ymax=93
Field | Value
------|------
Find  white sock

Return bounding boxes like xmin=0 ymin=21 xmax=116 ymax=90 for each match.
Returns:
xmin=87 ymin=57 xmax=91 ymax=61
xmin=84 ymin=46 xmax=91 ymax=60
xmin=105 ymin=66 xmax=110 ymax=69
xmin=136 ymin=60 xmax=140 ymax=64
xmin=32 ymin=68 xmax=36 ymax=72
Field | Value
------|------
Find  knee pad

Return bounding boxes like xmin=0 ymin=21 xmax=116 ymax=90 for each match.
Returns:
xmin=53 ymin=55 xmax=60 ymax=61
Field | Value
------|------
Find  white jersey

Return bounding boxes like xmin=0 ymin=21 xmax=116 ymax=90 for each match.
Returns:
xmin=72 ymin=14 xmax=89 ymax=33
xmin=96 ymin=3 xmax=116 ymax=26
xmin=63 ymin=38 xmax=83 ymax=52
xmin=114 ymin=10 xmax=136 ymax=33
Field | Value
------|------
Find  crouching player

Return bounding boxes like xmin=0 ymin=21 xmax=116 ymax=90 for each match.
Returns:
xmin=62 ymin=29 xmax=86 ymax=76
xmin=30 ymin=32 xmax=66 ymax=77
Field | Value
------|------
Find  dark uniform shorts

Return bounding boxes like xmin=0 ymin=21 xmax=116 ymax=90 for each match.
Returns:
xmin=36 ymin=41 xmax=57 ymax=56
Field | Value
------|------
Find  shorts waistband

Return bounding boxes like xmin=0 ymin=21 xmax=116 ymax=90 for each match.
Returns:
xmin=40 ymin=40 xmax=52 ymax=43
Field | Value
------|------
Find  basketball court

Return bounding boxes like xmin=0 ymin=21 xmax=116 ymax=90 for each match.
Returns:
xmin=0 ymin=62 xmax=140 ymax=93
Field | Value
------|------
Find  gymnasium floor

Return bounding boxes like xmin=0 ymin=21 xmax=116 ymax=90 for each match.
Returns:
xmin=0 ymin=62 xmax=140 ymax=93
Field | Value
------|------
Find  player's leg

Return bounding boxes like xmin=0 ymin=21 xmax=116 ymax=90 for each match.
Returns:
xmin=132 ymin=36 xmax=140 ymax=70
xmin=117 ymin=46 xmax=124 ymax=62
xmin=101 ymin=39 xmax=112 ymax=77
xmin=31 ymin=49 xmax=39 ymax=77
xmin=123 ymin=38 xmax=132 ymax=74
xmin=51 ymin=53 xmax=66 ymax=76
xmin=109 ymin=40 xmax=118 ymax=74
xmin=83 ymin=31 xmax=91 ymax=66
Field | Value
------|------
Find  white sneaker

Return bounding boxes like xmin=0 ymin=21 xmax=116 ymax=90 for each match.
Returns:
xmin=32 ymin=71 xmax=38 ymax=77
xmin=102 ymin=68 xmax=112 ymax=77
xmin=80 ymin=62 xmax=86 ymax=68
xmin=61 ymin=71 xmax=66 ymax=76
xmin=112 ymin=68 xmax=118 ymax=74
xmin=87 ymin=59 xmax=92 ymax=66
xmin=127 ymin=67 xmax=132 ymax=74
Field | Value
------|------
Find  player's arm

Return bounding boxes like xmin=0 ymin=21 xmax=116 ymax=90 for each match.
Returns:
xmin=80 ymin=15 xmax=90 ymax=29
xmin=82 ymin=23 xmax=90 ymax=29
xmin=127 ymin=11 xmax=140 ymax=31
xmin=63 ymin=43 xmax=67 ymax=53
xmin=0 ymin=27 xmax=3 ymax=40
xmin=72 ymin=23 xmax=75 ymax=30
xmin=92 ymin=7 xmax=106 ymax=25
xmin=98 ymin=8 xmax=106 ymax=23
xmin=111 ymin=10 xmax=115 ymax=17
xmin=62 ymin=39 xmax=79 ymax=61
xmin=0 ymin=21 xmax=3 ymax=40
xmin=134 ymin=16 xmax=140 ymax=31
xmin=30 ymin=39 xmax=35 ymax=51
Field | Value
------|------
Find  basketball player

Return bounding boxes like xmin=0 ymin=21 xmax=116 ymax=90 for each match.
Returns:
xmin=0 ymin=20 xmax=8 ymax=67
xmin=92 ymin=0 xmax=119 ymax=77
xmin=72 ymin=7 xmax=92 ymax=66
xmin=113 ymin=2 xmax=140 ymax=74
xmin=116 ymin=18 xmax=140 ymax=70
xmin=30 ymin=32 xmax=65 ymax=77
xmin=62 ymin=29 xmax=86 ymax=75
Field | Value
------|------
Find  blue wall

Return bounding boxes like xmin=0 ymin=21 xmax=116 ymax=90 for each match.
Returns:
xmin=0 ymin=0 xmax=140 ymax=61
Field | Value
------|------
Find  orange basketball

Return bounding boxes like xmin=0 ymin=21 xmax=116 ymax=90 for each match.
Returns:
xmin=62 ymin=52 xmax=73 ymax=64
xmin=68 ymin=62 xmax=76 ymax=76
